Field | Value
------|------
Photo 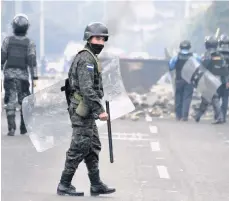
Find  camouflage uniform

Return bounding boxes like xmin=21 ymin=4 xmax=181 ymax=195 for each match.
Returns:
xmin=60 ymin=44 xmax=105 ymax=187
xmin=1 ymin=35 xmax=38 ymax=135
xmin=58 ymin=22 xmax=115 ymax=197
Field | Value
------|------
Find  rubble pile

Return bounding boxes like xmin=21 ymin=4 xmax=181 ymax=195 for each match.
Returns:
xmin=122 ymin=84 xmax=228 ymax=121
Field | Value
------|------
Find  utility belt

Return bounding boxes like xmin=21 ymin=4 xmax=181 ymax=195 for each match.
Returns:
xmin=5 ymin=65 xmax=27 ymax=70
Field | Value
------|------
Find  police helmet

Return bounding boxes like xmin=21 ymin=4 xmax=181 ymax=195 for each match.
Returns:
xmin=219 ymin=34 xmax=229 ymax=47
xmin=204 ymin=35 xmax=218 ymax=49
xmin=12 ymin=13 xmax=29 ymax=36
xmin=83 ymin=22 xmax=109 ymax=42
xmin=179 ymin=40 xmax=191 ymax=50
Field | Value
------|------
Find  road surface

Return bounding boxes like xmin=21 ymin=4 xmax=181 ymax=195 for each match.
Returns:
xmin=1 ymin=111 xmax=229 ymax=201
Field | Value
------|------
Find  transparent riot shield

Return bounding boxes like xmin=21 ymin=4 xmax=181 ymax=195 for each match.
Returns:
xmin=22 ymin=57 xmax=135 ymax=152
xmin=96 ymin=57 xmax=135 ymax=127
xmin=181 ymin=56 xmax=221 ymax=103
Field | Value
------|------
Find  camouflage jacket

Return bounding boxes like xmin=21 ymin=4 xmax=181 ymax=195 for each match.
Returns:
xmin=68 ymin=44 xmax=104 ymax=116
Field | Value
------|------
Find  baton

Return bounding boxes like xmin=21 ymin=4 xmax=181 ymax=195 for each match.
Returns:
xmin=105 ymin=100 xmax=114 ymax=163
xmin=31 ymin=57 xmax=35 ymax=94
xmin=31 ymin=78 xmax=34 ymax=94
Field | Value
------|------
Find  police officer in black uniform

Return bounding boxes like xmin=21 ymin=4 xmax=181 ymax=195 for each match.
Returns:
xmin=1 ymin=14 xmax=38 ymax=136
xmin=169 ymin=40 xmax=199 ymax=121
xmin=193 ymin=36 xmax=225 ymax=124
xmin=218 ymin=34 xmax=229 ymax=122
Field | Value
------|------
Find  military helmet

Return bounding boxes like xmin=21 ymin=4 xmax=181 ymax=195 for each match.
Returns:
xmin=219 ymin=34 xmax=229 ymax=46
xmin=83 ymin=22 xmax=109 ymax=42
xmin=204 ymin=35 xmax=218 ymax=49
xmin=179 ymin=40 xmax=191 ymax=50
xmin=12 ymin=13 xmax=29 ymax=35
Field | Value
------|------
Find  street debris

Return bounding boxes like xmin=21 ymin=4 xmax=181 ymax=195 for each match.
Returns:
xmin=122 ymin=84 xmax=228 ymax=121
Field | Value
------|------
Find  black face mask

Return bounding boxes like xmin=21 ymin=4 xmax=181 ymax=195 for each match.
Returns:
xmin=90 ymin=43 xmax=104 ymax=54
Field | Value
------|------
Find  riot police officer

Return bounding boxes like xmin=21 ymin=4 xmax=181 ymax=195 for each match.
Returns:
xmin=1 ymin=13 xmax=38 ymax=136
xmin=57 ymin=22 xmax=116 ymax=196
xmin=218 ymin=34 xmax=229 ymax=122
xmin=169 ymin=40 xmax=200 ymax=121
xmin=193 ymin=36 xmax=225 ymax=124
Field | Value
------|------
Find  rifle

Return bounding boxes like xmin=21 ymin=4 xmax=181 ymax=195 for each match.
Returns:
xmin=60 ymin=78 xmax=71 ymax=107
xmin=31 ymin=78 xmax=34 ymax=94
xmin=105 ymin=100 xmax=114 ymax=163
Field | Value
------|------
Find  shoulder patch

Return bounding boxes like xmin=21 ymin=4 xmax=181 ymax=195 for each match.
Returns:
xmin=87 ymin=63 xmax=94 ymax=71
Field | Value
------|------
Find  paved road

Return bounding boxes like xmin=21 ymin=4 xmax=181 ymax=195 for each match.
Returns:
xmin=2 ymin=111 xmax=229 ymax=201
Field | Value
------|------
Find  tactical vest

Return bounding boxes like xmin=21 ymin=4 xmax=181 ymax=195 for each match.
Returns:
xmin=6 ymin=36 xmax=30 ymax=69
xmin=78 ymin=48 xmax=102 ymax=92
xmin=207 ymin=51 xmax=229 ymax=76
xmin=175 ymin=52 xmax=193 ymax=80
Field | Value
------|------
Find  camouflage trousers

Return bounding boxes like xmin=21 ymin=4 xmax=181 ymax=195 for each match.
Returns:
xmin=4 ymin=78 xmax=30 ymax=130
xmin=62 ymin=102 xmax=101 ymax=177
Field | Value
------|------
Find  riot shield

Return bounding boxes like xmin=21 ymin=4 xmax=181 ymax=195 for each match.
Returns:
xmin=22 ymin=57 xmax=135 ymax=152
xmin=181 ymin=56 xmax=221 ymax=103
xmin=96 ymin=57 xmax=135 ymax=127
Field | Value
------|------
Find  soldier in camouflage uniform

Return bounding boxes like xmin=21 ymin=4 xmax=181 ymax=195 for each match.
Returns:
xmin=57 ymin=22 xmax=116 ymax=196
xmin=1 ymin=14 xmax=38 ymax=136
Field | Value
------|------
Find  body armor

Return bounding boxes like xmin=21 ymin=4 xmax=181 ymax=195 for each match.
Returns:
xmin=175 ymin=52 xmax=193 ymax=80
xmin=207 ymin=51 xmax=229 ymax=77
xmin=6 ymin=36 xmax=29 ymax=70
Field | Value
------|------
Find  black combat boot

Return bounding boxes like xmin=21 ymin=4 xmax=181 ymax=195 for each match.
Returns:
xmin=88 ymin=170 xmax=116 ymax=196
xmin=20 ymin=113 xmax=27 ymax=134
xmin=7 ymin=115 xmax=16 ymax=136
xmin=57 ymin=172 xmax=84 ymax=196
